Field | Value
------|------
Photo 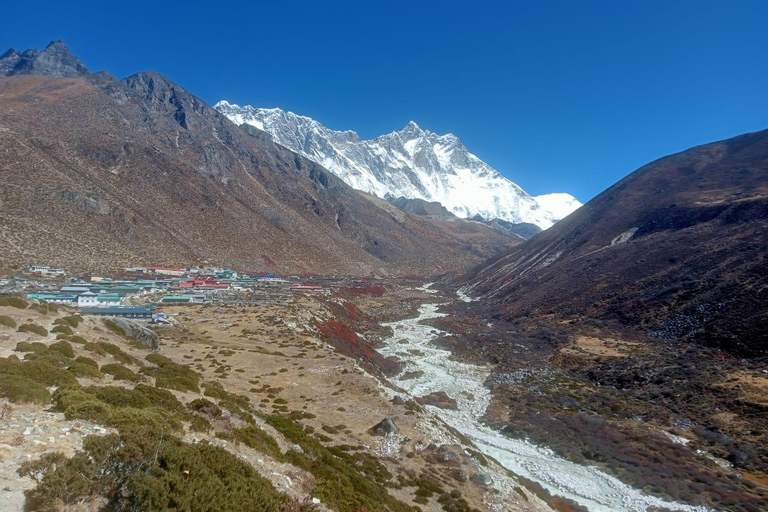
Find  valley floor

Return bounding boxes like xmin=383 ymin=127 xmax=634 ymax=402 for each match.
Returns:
xmin=1 ymin=279 xmax=766 ymax=512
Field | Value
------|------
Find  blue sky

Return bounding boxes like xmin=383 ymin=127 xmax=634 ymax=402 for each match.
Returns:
xmin=2 ymin=0 xmax=766 ymax=201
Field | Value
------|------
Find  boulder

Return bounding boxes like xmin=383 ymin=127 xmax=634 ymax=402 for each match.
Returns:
xmin=370 ymin=418 xmax=399 ymax=436
xmin=470 ymin=472 xmax=493 ymax=486
xmin=417 ymin=391 xmax=458 ymax=410
xmin=110 ymin=317 xmax=159 ymax=349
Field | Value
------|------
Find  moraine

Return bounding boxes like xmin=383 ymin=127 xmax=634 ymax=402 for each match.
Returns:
xmin=377 ymin=293 xmax=714 ymax=512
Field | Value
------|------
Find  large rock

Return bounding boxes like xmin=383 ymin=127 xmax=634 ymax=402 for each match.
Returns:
xmin=470 ymin=473 xmax=493 ymax=486
xmin=370 ymin=418 xmax=399 ymax=436
xmin=110 ymin=317 xmax=159 ymax=350
xmin=416 ymin=391 xmax=458 ymax=410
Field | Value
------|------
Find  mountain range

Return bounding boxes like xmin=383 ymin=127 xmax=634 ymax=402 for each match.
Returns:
xmin=214 ymin=102 xmax=582 ymax=229
xmin=0 ymin=41 xmax=516 ymax=275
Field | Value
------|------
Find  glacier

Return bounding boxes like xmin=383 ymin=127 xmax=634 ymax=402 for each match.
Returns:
xmin=215 ymin=101 xmax=581 ymax=229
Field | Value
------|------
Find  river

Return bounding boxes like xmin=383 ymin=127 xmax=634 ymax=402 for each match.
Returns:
xmin=377 ymin=299 xmax=713 ymax=512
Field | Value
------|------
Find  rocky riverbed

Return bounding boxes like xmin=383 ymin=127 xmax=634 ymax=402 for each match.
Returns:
xmin=378 ymin=299 xmax=714 ymax=512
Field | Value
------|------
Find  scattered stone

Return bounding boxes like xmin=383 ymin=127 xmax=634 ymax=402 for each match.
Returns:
xmin=370 ymin=418 xmax=399 ymax=436
xmin=454 ymin=470 xmax=469 ymax=482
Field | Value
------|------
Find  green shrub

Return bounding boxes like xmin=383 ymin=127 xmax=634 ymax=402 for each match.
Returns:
xmin=0 ymin=296 xmax=28 ymax=309
xmin=74 ymin=356 xmax=98 ymax=369
xmin=64 ymin=400 xmax=112 ymax=424
xmin=102 ymin=318 xmax=126 ymax=336
xmin=0 ymin=374 xmax=51 ymax=404
xmin=101 ymin=364 xmax=141 ymax=382
xmin=97 ymin=342 xmax=140 ymax=366
xmin=24 ymin=350 xmax=72 ymax=368
xmin=68 ymin=361 xmax=102 ymax=379
xmin=15 ymin=341 xmax=47 ymax=353
xmin=55 ymin=386 xmax=183 ymax=432
xmin=142 ymin=354 xmax=200 ymax=393
xmin=133 ymin=384 xmax=185 ymax=414
xmin=235 ymin=425 xmax=282 ymax=459
xmin=51 ymin=324 xmax=74 ymax=335
xmin=187 ymin=398 xmax=222 ymax=417
xmin=83 ymin=342 xmax=106 ymax=356
xmin=70 ymin=335 xmax=87 ymax=344
xmin=189 ymin=415 xmax=212 ymax=433
xmin=49 ymin=340 xmax=75 ymax=358
xmin=107 ymin=407 xmax=182 ymax=432
xmin=0 ymin=315 xmax=17 ymax=328
xmin=17 ymin=323 xmax=48 ymax=336
xmin=0 ymin=358 xmax=78 ymax=387
xmin=22 ymin=427 xmax=306 ymax=512
xmin=55 ymin=315 xmax=83 ymax=328
xmin=265 ymin=414 xmax=413 ymax=512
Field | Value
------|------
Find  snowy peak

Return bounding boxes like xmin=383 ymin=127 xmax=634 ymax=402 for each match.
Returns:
xmin=534 ymin=193 xmax=582 ymax=221
xmin=216 ymin=102 xmax=582 ymax=228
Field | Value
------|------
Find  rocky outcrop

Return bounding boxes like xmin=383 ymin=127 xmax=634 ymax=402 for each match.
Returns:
xmin=370 ymin=418 xmax=399 ymax=436
xmin=0 ymin=41 xmax=89 ymax=78
xmin=416 ymin=391 xmax=458 ymax=410
xmin=109 ymin=318 xmax=159 ymax=350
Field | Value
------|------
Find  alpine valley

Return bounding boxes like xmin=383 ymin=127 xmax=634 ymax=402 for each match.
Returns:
xmin=0 ymin=39 xmax=766 ymax=512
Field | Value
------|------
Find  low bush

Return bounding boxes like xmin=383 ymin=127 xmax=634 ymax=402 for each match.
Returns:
xmin=21 ymin=426 xmax=307 ymax=512
xmin=187 ymin=398 xmax=222 ymax=418
xmin=74 ymin=356 xmax=98 ymax=369
xmin=0 ymin=357 xmax=78 ymax=387
xmin=55 ymin=315 xmax=83 ymax=328
xmin=0 ymin=375 xmax=51 ymax=404
xmin=189 ymin=415 xmax=212 ymax=433
xmin=101 ymin=364 xmax=141 ymax=382
xmin=49 ymin=340 xmax=75 ymax=358
xmin=69 ymin=335 xmax=87 ymax=344
xmin=83 ymin=342 xmax=106 ymax=356
xmin=50 ymin=324 xmax=73 ymax=335
xmin=67 ymin=361 xmax=102 ymax=379
xmin=15 ymin=341 xmax=48 ymax=353
xmin=265 ymin=414 xmax=413 ymax=512
xmin=143 ymin=354 xmax=200 ymax=393
xmin=0 ymin=315 xmax=17 ymax=328
xmin=0 ymin=296 xmax=28 ymax=309
xmin=17 ymin=323 xmax=48 ymax=336
xmin=97 ymin=342 xmax=140 ymax=366
xmin=23 ymin=350 xmax=72 ymax=368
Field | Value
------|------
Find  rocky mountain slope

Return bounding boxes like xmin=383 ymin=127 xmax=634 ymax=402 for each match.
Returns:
xmin=215 ymin=102 xmax=582 ymax=229
xmin=0 ymin=42 xmax=516 ymax=275
xmin=457 ymin=129 xmax=768 ymax=357
xmin=440 ymin=130 xmax=768 ymax=512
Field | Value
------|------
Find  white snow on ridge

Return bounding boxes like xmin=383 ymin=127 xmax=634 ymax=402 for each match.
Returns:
xmin=534 ymin=193 xmax=582 ymax=221
xmin=214 ymin=101 xmax=582 ymax=229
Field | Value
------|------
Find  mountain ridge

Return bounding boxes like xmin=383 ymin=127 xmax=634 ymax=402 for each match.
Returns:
xmin=0 ymin=41 xmax=517 ymax=276
xmin=215 ymin=101 xmax=582 ymax=229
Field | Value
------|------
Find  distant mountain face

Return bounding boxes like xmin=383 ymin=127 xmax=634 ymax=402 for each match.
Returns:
xmin=0 ymin=42 xmax=517 ymax=276
xmin=215 ymin=102 xmax=581 ymax=229
xmin=0 ymin=40 xmax=88 ymax=78
xmin=458 ymin=130 xmax=768 ymax=357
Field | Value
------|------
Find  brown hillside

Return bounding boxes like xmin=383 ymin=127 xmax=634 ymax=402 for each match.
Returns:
xmin=457 ymin=129 xmax=768 ymax=357
xmin=0 ymin=71 xmax=515 ymax=275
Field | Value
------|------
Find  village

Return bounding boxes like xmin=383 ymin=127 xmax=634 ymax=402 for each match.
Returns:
xmin=0 ymin=264 xmax=346 ymax=323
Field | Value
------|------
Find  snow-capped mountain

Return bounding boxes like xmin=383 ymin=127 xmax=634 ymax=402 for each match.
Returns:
xmin=533 ymin=193 xmax=583 ymax=221
xmin=215 ymin=101 xmax=581 ymax=229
